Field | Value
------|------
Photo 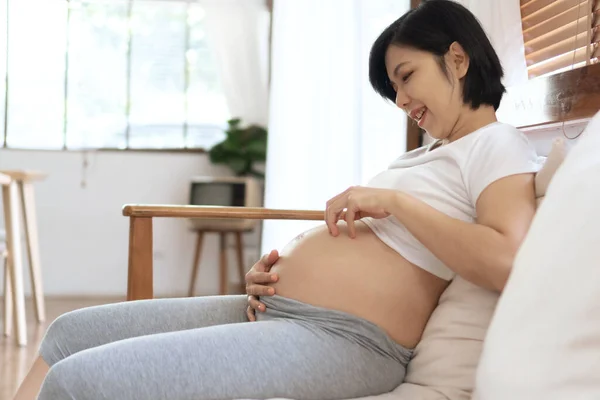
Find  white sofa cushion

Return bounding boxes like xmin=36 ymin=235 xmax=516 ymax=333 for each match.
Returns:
xmin=473 ymin=112 xmax=600 ymax=400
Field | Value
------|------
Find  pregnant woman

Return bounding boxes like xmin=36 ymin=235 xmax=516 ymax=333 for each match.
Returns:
xmin=14 ymin=1 xmax=539 ymax=399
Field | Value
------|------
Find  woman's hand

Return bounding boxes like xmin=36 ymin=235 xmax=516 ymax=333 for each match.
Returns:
xmin=325 ymin=186 xmax=398 ymax=238
xmin=245 ymin=250 xmax=279 ymax=321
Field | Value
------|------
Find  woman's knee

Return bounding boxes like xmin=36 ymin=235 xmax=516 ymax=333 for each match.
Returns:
xmin=39 ymin=310 xmax=84 ymax=366
xmin=37 ymin=359 xmax=76 ymax=399
xmin=38 ymin=351 xmax=107 ymax=400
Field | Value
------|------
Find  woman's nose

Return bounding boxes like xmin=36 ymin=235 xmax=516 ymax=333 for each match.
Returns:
xmin=395 ymin=89 xmax=410 ymax=110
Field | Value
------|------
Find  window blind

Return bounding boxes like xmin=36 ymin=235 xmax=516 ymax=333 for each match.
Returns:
xmin=521 ymin=0 xmax=599 ymax=78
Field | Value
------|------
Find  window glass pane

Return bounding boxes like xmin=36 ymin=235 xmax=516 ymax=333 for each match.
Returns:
xmin=66 ymin=0 xmax=128 ymax=149
xmin=0 ymin=0 xmax=231 ymax=151
xmin=128 ymin=0 xmax=186 ymax=149
xmin=186 ymin=3 xmax=228 ymax=149
xmin=7 ymin=0 xmax=66 ymax=149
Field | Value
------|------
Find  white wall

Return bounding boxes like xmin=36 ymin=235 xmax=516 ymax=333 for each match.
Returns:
xmin=0 ymin=149 xmax=261 ymax=298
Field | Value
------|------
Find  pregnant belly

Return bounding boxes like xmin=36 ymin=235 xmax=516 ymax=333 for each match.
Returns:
xmin=269 ymin=220 xmax=449 ymax=348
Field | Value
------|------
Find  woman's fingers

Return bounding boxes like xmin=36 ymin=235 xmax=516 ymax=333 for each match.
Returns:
xmin=325 ymin=191 xmax=345 ymax=236
xmin=248 ymin=295 xmax=267 ymax=315
xmin=253 ymin=250 xmax=279 ymax=273
xmin=326 ymin=203 xmax=344 ymax=237
xmin=257 ymin=250 xmax=279 ymax=272
xmin=325 ymin=206 xmax=337 ymax=236
xmin=245 ymin=250 xmax=279 ymax=317
xmin=345 ymin=205 xmax=357 ymax=238
xmin=245 ymin=264 xmax=278 ymax=297
xmin=246 ymin=283 xmax=276 ymax=297
xmin=245 ymin=250 xmax=280 ymax=286
xmin=246 ymin=306 xmax=256 ymax=321
xmin=265 ymin=249 xmax=279 ymax=267
xmin=326 ymin=189 xmax=355 ymax=237
xmin=245 ymin=271 xmax=278 ymax=285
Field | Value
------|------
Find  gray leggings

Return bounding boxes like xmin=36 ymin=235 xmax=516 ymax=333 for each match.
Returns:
xmin=37 ymin=295 xmax=412 ymax=400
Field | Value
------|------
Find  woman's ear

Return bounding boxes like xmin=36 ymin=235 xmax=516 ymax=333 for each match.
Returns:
xmin=447 ymin=41 xmax=469 ymax=79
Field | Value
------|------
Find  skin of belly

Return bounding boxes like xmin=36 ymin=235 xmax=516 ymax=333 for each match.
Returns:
xmin=268 ymin=220 xmax=449 ymax=348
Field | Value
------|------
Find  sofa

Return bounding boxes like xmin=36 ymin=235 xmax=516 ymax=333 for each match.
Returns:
xmin=121 ymin=111 xmax=599 ymax=399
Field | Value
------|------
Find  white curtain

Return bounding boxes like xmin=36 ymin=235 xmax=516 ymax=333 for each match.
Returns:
xmin=200 ymin=0 xmax=270 ymax=126
xmin=261 ymin=0 xmax=409 ymax=254
xmin=456 ymin=0 xmax=528 ymax=88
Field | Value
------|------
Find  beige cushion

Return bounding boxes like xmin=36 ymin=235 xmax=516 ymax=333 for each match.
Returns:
xmin=394 ymin=277 xmax=499 ymax=400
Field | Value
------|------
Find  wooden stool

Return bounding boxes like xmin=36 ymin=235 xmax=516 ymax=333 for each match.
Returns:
xmin=1 ymin=170 xmax=47 ymax=346
xmin=2 ymin=245 xmax=10 ymax=336
xmin=188 ymin=228 xmax=251 ymax=296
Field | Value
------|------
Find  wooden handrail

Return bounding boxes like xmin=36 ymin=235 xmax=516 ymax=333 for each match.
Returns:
xmin=124 ymin=205 xmax=335 ymax=301
xmin=122 ymin=205 xmax=325 ymax=220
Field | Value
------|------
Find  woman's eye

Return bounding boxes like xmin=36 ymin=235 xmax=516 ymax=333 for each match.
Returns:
xmin=402 ymin=72 xmax=413 ymax=83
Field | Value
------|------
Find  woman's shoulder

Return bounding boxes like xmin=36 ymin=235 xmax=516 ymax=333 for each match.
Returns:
xmin=387 ymin=122 xmax=533 ymax=169
xmin=447 ymin=122 xmax=533 ymax=161
xmin=460 ymin=121 xmax=540 ymax=172
xmin=458 ymin=122 xmax=527 ymax=147
xmin=475 ymin=121 xmax=532 ymax=145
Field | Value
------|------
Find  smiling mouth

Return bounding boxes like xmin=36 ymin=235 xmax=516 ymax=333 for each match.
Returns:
xmin=415 ymin=108 xmax=426 ymax=122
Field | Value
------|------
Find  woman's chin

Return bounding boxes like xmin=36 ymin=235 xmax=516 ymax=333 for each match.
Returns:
xmin=426 ymin=129 xmax=449 ymax=142
xmin=426 ymin=131 xmax=442 ymax=141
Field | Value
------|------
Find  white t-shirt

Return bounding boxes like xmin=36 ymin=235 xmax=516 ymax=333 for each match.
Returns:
xmin=362 ymin=122 xmax=541 ymax=280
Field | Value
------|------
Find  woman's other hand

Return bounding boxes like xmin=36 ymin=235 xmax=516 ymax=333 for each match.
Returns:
xmin=245 ymin=249 xmax=279 ymax=321
xmin=326 ymin=186 xmax=397 ymax=238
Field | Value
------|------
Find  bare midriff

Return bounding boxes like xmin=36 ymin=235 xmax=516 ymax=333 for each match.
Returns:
xmin=268 ymin=220 xmax=449 ymax=349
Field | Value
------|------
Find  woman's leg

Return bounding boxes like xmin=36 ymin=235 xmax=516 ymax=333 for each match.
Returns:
xmin=37 ymin=317 xmax=406 ymax=400
xmin=13 ymin=295 xmax=247 ymax=400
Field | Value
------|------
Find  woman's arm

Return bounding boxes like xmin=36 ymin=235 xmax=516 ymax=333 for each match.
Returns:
xmin=388 ymin=173 xmax=537 ymax=292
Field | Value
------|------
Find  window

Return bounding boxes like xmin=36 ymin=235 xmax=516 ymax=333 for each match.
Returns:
xmin=521 ymin=0 xmax=600 ymax=78
xmin=0 ymin=0 xmax=229 ymax=150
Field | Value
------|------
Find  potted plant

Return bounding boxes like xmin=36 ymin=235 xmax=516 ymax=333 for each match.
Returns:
xmin=208 ymin=118 xmax=268 ymax=178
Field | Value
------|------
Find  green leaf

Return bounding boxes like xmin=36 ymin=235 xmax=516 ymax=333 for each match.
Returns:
xmin=208 ymin=117 xmax=268 ymax=176
xmin=228 ymin=157 xmax=247 ymax=175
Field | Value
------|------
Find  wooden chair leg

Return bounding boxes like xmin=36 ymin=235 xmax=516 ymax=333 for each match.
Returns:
xmin=3 ymin=252 xmax=12 ymax=337
xmin=127 ymin=217 xmax=154 ymax=301
xmin=3 ymin=183 xmax=27 ymax=346
xmin=219 ymin=232 xmax=228 ymax=295
xmin=235 ymin=232 xmax=245 ymax=293
xmin=19 ymin=181 xmax=46 ymax=323
xmin=188 ymin=231 xmax=204 ymax=297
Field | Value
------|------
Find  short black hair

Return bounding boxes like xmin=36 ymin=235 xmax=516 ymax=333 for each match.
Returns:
xmin=368 ymin=0 xmax=506 ymax=110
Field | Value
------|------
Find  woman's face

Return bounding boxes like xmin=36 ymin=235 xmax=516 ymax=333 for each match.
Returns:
xmin=384 ymin=43 xmax=469 ymax=140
